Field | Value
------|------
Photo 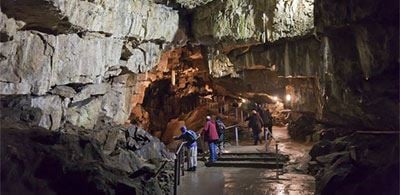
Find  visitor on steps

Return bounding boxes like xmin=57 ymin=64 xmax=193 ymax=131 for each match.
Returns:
xmin=215 ymin=116 xmax=226 ymax=156
xmin=203 ymin=116 xmax=219 ymax=163
xmin=173 ymin=126 xmax=199 ymax=171
xmin=264 ymin=109 xmax=273 ymax=139
xmin=245 ymin=110 xmax=264 ymax=145
xmin=256 ymin=104 xmax=267 ymax=143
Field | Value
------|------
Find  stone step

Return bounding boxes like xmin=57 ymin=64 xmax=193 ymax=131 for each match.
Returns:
xmin=206 ymin=161 xmax=285 ymax=168
xmin=220 ymin=153 xmax=290 ymax=161
xmin=217 ymin=156 xmax=277 ymax=161
xmin=221 ymin=152 xmax=277 ymax=156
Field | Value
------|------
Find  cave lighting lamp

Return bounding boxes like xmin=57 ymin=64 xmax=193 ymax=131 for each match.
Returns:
xmin=286 ymin=94 xmax=291 ymax=102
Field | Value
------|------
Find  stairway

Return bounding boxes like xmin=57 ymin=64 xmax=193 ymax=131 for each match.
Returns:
xmin=205 ymin=152 xmax=289 ymax=169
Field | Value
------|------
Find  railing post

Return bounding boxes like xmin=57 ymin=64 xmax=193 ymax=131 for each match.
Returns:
xmin=186 ymin=148 xmax=190 ymax=170
xmin=235 ymin=126 xmax=239 ymax=146
xmin=174 ymin=157 xmax=178 ymax=195
xmin=181 ymin=148 xmax=185 ymax=176
xmin=275 ymin=144 xmax=278 ymax=178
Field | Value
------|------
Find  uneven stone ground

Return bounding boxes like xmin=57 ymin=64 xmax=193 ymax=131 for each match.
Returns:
xmin=178 ymin=126 xmax=315 ymax=195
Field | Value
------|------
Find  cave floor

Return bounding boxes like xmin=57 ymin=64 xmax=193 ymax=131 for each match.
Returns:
xmin=178 ymin=126 xmax=315 ymax=195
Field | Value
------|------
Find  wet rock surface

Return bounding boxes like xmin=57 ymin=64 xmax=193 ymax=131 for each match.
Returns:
xmin=309 ymin=132 xmax=399 ymax=195
xmin=1 ymin=123 xmax=174 ymax=195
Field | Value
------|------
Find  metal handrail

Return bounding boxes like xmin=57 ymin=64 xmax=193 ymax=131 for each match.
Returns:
xmin=225 ymin=124 xmax=245 ymax=146
xmin=225 ymin=124 xmax=241 ymax=129
xmin=174 ymin=141 xmax=187 ymax=195
xmin=175 ymin=141 xmax=187 ymax=155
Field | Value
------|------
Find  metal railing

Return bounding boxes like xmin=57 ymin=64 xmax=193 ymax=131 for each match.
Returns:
xmin=174 ymin=141 xmax=187 ymax=195
xmin=225 ymin=124 xmax=241 ymax=146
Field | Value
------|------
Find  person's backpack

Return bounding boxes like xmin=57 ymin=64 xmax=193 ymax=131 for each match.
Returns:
xmin=215 ymin=120 xmax=225 ymax=136
xmin=186 ymin=130 xmax=198 ymax=143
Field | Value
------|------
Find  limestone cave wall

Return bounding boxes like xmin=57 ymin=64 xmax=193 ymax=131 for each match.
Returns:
xmin=194 ymin=0 xmax=399 ymax=131
xmin=0 ymin=0 xmax=179 ymax=130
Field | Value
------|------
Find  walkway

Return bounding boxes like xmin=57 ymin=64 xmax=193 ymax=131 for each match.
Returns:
xmin=178 ymin=126 xmax=315 ymax=195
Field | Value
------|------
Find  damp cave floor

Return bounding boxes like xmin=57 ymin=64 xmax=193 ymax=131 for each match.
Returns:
xmin=177 ymin=126 xmax=316 ymax=195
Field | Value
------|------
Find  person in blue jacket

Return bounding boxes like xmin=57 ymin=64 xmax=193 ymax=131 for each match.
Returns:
xmin=173 ymin=126 xmax=198 ymax=171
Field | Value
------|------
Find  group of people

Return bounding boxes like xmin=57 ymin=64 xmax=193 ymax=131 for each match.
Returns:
xmin=245 ymin=105 xmax=273 ymax=145
xmin=173 ymin=115 xmax=226 ymax=171
xmin=173 ymin=105 xmax=272 ymax=171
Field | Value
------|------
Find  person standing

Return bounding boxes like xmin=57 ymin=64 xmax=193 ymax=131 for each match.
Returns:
xmin=203 ymin=116 xmax=219 ymax=163
xmin=256 ymin=104 xmax=267 ymax=142
xmin=173 ymin=126 xmax=198 ymax=171
xmin=265 ymin=109 xmax=273 ymax=138
xmin=215 ymin=116 xmax=226 ymax=156
xmin=245 ymin=110 xmax=264 ymax=145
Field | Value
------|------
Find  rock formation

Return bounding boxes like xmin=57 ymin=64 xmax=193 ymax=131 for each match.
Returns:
xmin=1 ymin=123 xmax=174 ymax=195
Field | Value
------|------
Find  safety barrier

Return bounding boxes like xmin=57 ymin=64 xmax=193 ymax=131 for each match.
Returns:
xmin=225 ymin=124 xmax=241 ymax=146
xmin=174 ymin=141 xmax=187 ymax=195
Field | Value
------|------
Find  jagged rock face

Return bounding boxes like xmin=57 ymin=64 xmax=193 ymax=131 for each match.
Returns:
xmin=0 ymin=0 xmax=179 ymax=130
xmin=308 ymin=131 xmax=399 ymax=195
xmin=1 ymin=124 xmax=174 ymax=195
xmin=192 ymin=0 xmax=314 ymax=44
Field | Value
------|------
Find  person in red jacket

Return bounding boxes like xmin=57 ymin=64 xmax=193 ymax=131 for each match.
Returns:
xmin=203 ymin=115 xmax=219 ymax=163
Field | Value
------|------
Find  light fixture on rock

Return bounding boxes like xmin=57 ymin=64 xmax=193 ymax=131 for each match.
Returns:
xmin=285 ymin=94 xmax=291 ymax=102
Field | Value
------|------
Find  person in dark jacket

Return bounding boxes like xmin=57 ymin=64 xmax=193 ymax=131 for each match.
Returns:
xmin=256 ymin=105 xmax=267 ymax=142
xmin=264 ymin=109 xmax=273 ymax=138
xmin=245 ymin=110 xmax=264 ymax=145
xmin=203 ymin=116 xmax=219 ymax=163
xmin=173 ymin=126 xmax=198 ymax=171
xmin=215 ymin=116 xmax=226 ymax=156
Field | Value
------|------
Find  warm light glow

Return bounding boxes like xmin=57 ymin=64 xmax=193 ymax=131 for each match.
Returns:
xmin=241 ymin=98 xmax=247 ymax=103
xmin=286 ymin=94 xmax=291 ymax=101
xmin=272 ymin=96 xmax=278 ymax=101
